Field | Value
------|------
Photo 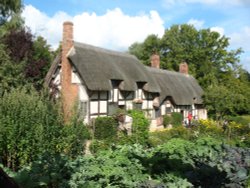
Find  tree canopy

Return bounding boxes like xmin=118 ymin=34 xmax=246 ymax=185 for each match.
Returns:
xmin=0 ymin=0 xmax=22 ymax=25
xmin=129 ymin=24 xmax=250 ymax=118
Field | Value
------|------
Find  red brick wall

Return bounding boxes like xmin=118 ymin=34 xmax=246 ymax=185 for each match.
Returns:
xmin=61 ymin=21 xmax=79 ymax=121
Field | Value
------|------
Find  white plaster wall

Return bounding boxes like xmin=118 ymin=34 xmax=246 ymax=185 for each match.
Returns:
xmin=126 ymin=101 xmax=133 ymax=110
xmin=198 ymin=109 xmax=207 ymax=119
xmin=71 ymin=71 xmax=81 ymax=84
xmin=90 ymin=101 xmax=98 ymax=114
xmin=79 ymin=85 xmax=89 ymax=124
xmin=161 ymin=105 xmax=166 ymax=115
xmin=114 ymin=89 xmax=118 ymax=102
xmin=118 ymin=100 xmax=125 ymax=105
xmin=142 ymin=100 xmax=148 ymax=109
xmin=100 ymin=101 xmax=107 ymax=113
xmin=79 ymin=85 xmax=88 ymax=101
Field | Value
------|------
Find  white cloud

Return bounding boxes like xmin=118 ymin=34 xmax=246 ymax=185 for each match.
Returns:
xmin=241 ymin=56 xmax=250 ymax=72
xmin=229 ymin=26 xmax=250 ymax=52
xmin=22 ymin=5 xmax=165 ymax=50
xmin=211 ymin=26 xmax=225 ymax=36
xmin=187 ymin=18 xmax=204 ymax=29
xmin=228 ymin=26 xmax=250 ymax=72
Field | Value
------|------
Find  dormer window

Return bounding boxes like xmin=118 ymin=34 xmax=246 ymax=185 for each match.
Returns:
xmin=136 ymin=82 xmax=145 ymax=100
xmin=109 ymin=80 xmax=121 ymax=102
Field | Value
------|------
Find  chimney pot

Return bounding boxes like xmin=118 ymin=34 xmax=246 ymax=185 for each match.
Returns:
xmin=151 ymin=53 xmax=160 ymax=69
xmin=179 ymin=62 xmax=188 ymax=74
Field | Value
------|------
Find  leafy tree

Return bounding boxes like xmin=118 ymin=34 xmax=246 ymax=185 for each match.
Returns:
xmin=128 ymin=34 xmax=161 ymax=66
xmin=0 ymin=44 xmax=26 ymax=96
xmin=129 ymin=24 xmax=243 ymax=88
xmin=25 ymin=36 xmax=53 ymax=90
xmin=0 ymin=0 xmax=22 ymax=25
xmin=129 ymin=24 xmax=249 ymax=118
xmin=0 ymin=28 xmax=52 ymax=92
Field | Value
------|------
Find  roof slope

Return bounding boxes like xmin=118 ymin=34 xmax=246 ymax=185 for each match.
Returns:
xmin=46 ymin=41 xmax=204 ymax=105
xmin=147 ymin=67 xmax=203 ymax=105
xmin=68 ymin=42 xmax=160 ymax=92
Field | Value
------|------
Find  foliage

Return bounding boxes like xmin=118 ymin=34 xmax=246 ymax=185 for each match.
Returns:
xmin=163 ymin=114 xmax=171 ymax=128
xmin=91 ymin=110 xmax=150 ymax=153
xmin=0 ymin=0 xmax=22 ymax=25
xmin=128 ymin=34 xmax=161 ymax=66
xmin=194 ymin=119 xmax=223 ymax=138
xmin=219 ymin=145 xmax=250 ymax=188
xmin=203 ymin=81 xmax=250 ymax=119
xmin=69 ymin=147 xmax=147 ymax=188
xmin=129 ymin=110 xmax=150 ymax=143
xmin=148 ymin=127 xmax=193 ymax=147
xmin=15 ymin=153 xmax=71 ymax=188
xmin=25 ymin=36 xmax=53 ymax=90
xmin=228 ymin=115 xmax=250 ymax=126
xmin=129 ymin=24 xmax=250 ymax=118
xmin=1 ymin=137 xmax=249 ymax=188
xmin=3 ymin=28 xmax=33 ymax=62
xmin=171 ymin=112 xmax=183 ymax=127
xmin=0 ymin=43 xmax=26 ymax=96
xmin=0 ymin=28 xmax=53 ymax=92
xmin=61 ymin=115 xmax=91 ymax=158
xmin=93 ymin=116 xmax=118 ymax=140
xmin=0 ymin=87 xmax=59 ymax=170
xmin=0 ymin=87 xmax=90 ymax=171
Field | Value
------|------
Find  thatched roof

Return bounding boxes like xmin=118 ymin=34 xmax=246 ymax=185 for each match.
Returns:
xmin=68 ymin=42 xmax=160 ymax=92
xmin=45 ymin=53 xmax=61 ymax=86
xmin=147 ymin=67 xmax=203 ymax=105
xmin=46 ymin=41 xmax=204 ymax=105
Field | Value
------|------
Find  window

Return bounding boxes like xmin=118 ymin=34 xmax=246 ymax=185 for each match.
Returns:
xmin=79 ymin=101 xmax=87 ymax=118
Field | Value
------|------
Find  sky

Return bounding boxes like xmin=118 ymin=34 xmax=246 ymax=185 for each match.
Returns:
xmin=22 ymin=0 xmax=250 ymax=71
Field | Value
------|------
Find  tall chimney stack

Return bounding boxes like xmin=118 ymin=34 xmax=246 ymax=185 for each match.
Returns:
xmin=61 ymin=21 xmax=78 ymax=121
xmin=151 ymin=53 xmax=160 ymax=69
xmin=179 ymin=62 xmax=188 ymax=74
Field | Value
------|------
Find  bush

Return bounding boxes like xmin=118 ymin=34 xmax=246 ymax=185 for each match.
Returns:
xmin=171 ymin=112 xmax=183 ymax=127
xmin=0 ymin=87 xmax=90 ymax=171
xmin=127 ymin=110 xmax=150 ymax=145
xmin=93 ymin=116 xmax=118 ymax=140
xmin=148 ymin=126 xmax=193 ymax=147
xmin=163 ymin=113 xmax=183 ymax=128
xmin=0 ymin=87 xmax=63 ymax=171
xmin=228 ymin=115 xmax=250 ymax=126
xmin=163 ymin=115 xmax=171 ymax=128
xmin=61 ymin=116 xmax=90 ymax=157
xmin=14 ymin=153 xmax=71 ymax=188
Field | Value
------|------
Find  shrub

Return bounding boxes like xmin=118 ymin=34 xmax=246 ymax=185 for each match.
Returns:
xmin=171 ymin=112 xmax=183 ymax=127
xmin=163 ymin=115 xmax=171 ymax=128
xmin=128 ymin=110 xmax=150 ymax=145
xmin=93 ymin=116 xmax=118 ymax=140
xmin=0 ymin=87 xmax=63 ymax=171
xmin=69 ymin=146 xmax=147 ymax=188
xmin=194 ymin=119 xmax=223 ymax=137
xmin=61 ymin=116 xmax=90 ymax=157
xmin=148 ymin=126 xmax=192 ymax=147
xmin=228 ymin=115 xmax=250 ymax=126
xmin=0 ymin=87 xmax=90 ymax=171
xmin=14 ymin=153 xmax=72 ymax=188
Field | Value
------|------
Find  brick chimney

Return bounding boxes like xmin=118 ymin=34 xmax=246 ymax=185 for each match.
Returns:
xmin=151 ymin=53 xmax=160 ymax=69
xmin=179 ymin=62 xmax=188 ymax=74
xmin=61 ymin=21 xmax=78 ymax=120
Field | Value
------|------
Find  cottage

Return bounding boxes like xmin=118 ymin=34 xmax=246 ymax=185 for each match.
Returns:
xmin=46 ymin=21 xmax=207 ymax=130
